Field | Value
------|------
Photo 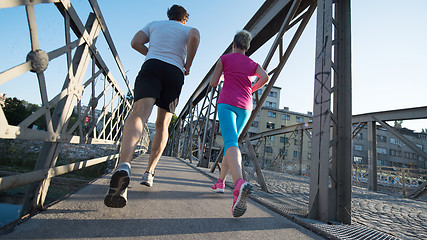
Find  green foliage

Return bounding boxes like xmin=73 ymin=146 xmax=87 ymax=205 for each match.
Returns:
xmin=394 ymin=120 xmax=403 ymax=128
xmin=3 ymin=97 xmax=81 ymax=133
xmin=3 ymin=97 xmax=34 ymax=126
xmin=169 ymin=113 xmax=178 ymax=132
xmin=0 ymin=141 xmax=37 ymax=170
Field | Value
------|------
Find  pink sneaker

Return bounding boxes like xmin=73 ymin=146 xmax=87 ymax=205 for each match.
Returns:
xmin=232 ymin=179 xmax=252 ymax=217
xmin=211 ymin=179 xmax=225 ymax=193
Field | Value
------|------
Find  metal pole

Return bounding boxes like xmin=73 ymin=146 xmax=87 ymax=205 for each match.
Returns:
xmin=199 ymin=87 xmax=215 ymax=167
xmin=309 ymin=0 xmax=352 ymax=224
xmin=299 ymin=127 xmax=303 ymax=175
xmin=368 ymin=121 xmax=378 ymax=192
xmin=207 ymin=85 xmax=221 ymax=166
xmin=334 ymin=0 xmax=352 ymax=224
xmin=187 ymin=98 xmax=194 ymax=162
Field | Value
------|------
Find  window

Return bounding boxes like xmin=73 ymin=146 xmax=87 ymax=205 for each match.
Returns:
xmin=416 ymin=144 xmax=424 ymax=150
xmin=258 ymin=89 xmax=262 ymax=95
xmin=354 ymin=144 xmax=363 ymax=151
xmin=280 ymin=136 xmax=287 ymax=143
xmin=293 ymin=151 xmax=298 ymax=158
xmin=377 ymin=135 xmax=387 ymax=142
xmin=353 ymin=156 xmax=363 ymax=164
xmin=390 ymin=149 xmax=401 ymax=157
xmin=251 ymin=121 xmax=259 ymax=127
xmin=308 ymin=141 xmax=312 ymax=148
xmin=268 ymin=91 xmax=277 ymax=97
xmin=267 ymin=136 xmax=274 ymax=141
xmin=296 ymin=116 xmax=304 ymax=123
xmin=267 ymin=111 xmax=276 ymax=118
xmin=377 ymin=147 xmax=387 ymax=154
xmin=265 ymin=146 xmax=273 ymax=153
xmin=266 ymin=101 xmax=277 ymax=108
xmin=404 ymin=152 xmax=418 ymax=160
xmin=266 ymin=122 xmax=275 ymax=129
xmin=356 ymin=133 xmax=363 ymax=139
xmin=294 ymin=139 xmax=299 ymax=145
xmin=282 ymin=114 xmax=290 ymax=120
xmin=390 ymin=138 xmax=402 ymax=145
xmin=307 ymin=153 xmax=311 ymax=160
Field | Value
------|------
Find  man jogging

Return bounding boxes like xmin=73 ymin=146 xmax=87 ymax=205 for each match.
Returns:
xmin=104 ymin=4 xmax=200 ymax=208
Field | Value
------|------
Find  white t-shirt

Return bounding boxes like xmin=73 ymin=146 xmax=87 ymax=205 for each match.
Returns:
xmin=142 ymin=20 xmax=192 ymax=73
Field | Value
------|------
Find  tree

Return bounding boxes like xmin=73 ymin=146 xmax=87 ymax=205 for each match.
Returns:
xmin=3 ymin=97 xmax=33 ymax=126
xmin=169 ymin=114 xmax=178 ymax=133
xmin=2 ymin=97 xmax=80 ymax=132
xmin=394 ymin=120 xmax=403 ymax=128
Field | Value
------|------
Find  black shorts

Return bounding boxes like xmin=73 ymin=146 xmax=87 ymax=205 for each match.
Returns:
xmin=134 ymin=59 xmax=184 ymax=113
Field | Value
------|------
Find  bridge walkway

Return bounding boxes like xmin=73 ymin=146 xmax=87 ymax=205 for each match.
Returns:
xmin=0 ymin=155 xmax=324 ymax=240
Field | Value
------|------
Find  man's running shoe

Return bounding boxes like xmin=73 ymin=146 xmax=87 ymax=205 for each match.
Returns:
xmin=104 ymin=163 xmax=130 ymax=208
xmin=140 ymin=171 xmax=154 ymax=187
xmin=232 ymin=178 xmax=253 ymax=217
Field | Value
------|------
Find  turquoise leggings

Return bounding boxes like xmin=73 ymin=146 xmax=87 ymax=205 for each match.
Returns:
xmin=217 ymin=103 xmax=251 ymax=155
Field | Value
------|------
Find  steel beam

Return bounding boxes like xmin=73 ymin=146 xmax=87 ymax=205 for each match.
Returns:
xmin=309 ymin=0 xmax=352 ymax=224
xmin=367 ymin=121 xmax=378 ymax=191
xmin=352 ymin=106 xmax=427 ymax=123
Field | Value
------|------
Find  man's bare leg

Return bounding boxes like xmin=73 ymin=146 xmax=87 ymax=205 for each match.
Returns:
xmin=146 ymin=107 xmax=173 ymax=174
xmin=105 ymin=98 xmax=155 ymax=208
xmin=118 ymin=98 xmax=156 ymax=165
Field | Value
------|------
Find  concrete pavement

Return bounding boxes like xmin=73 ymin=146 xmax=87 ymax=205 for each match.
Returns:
xmin=1 ymin=155 xmax=325 ymax=240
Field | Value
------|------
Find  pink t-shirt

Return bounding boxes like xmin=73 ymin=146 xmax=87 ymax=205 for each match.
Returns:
xmin=217 ymin=53 xmax=259 ymax=110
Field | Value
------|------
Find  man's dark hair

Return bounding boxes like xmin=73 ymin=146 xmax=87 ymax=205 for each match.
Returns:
xmin=167 ymin=5 xmax=189 ymax=22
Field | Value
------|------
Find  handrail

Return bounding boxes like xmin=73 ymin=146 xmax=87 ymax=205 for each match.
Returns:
xmin=0 ymin=0 xmax=149 ymax=215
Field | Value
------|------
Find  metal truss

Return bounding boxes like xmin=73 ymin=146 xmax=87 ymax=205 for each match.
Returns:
xmin=244 ymin=123 xmax=312 ymax=180
xmin=352 ymin=107 xmax=427 ymax=192
xmin=0 ymin=0 xmax=148 ymax=216
xmin=166 ymin=0 xmax=317 ymax=193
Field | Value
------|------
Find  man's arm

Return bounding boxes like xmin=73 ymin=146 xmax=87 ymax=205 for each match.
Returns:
xmin=131 ymin=30 xmax=149 ymax=56
xmin=184 ymin=28 xmax=200 ymax=75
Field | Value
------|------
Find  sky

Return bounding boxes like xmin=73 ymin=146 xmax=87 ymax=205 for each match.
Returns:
xmin=0 ymin=0 xmax=426 ymax=131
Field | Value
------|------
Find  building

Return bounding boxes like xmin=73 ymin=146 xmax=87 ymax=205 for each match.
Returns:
xmin=353 ymin=126 xmax=427 ymax=169
xmin=209 ymin=85 xmax=426 ymax=173
xmin=246 ymin=86 xmax=313 ymax=172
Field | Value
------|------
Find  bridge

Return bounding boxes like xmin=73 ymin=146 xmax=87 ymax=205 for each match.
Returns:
xmin=0 ymin=0 xmax=426 ymax=239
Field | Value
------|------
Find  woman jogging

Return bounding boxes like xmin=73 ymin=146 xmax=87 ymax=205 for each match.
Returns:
xmin=209 ymin=30 xmax=269 ymax=217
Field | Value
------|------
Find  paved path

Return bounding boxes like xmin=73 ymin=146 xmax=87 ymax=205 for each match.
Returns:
xmin=1 ymin=156 xmax=324 ymax=240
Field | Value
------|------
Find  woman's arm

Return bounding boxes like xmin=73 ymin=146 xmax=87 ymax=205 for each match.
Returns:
xmin=210 ymin=59 xmax=223 ymax=87
xmin=251 ymin=65 xmax=269 ymax=92
xmin=131 ymin=30 xmax=149 ymax=56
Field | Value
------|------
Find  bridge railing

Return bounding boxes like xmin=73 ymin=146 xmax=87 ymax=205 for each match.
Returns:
xmin=353 ymin=164 xmax=427 ymax=195
xmin=0 ymin=0 xmax=148 ymax=216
